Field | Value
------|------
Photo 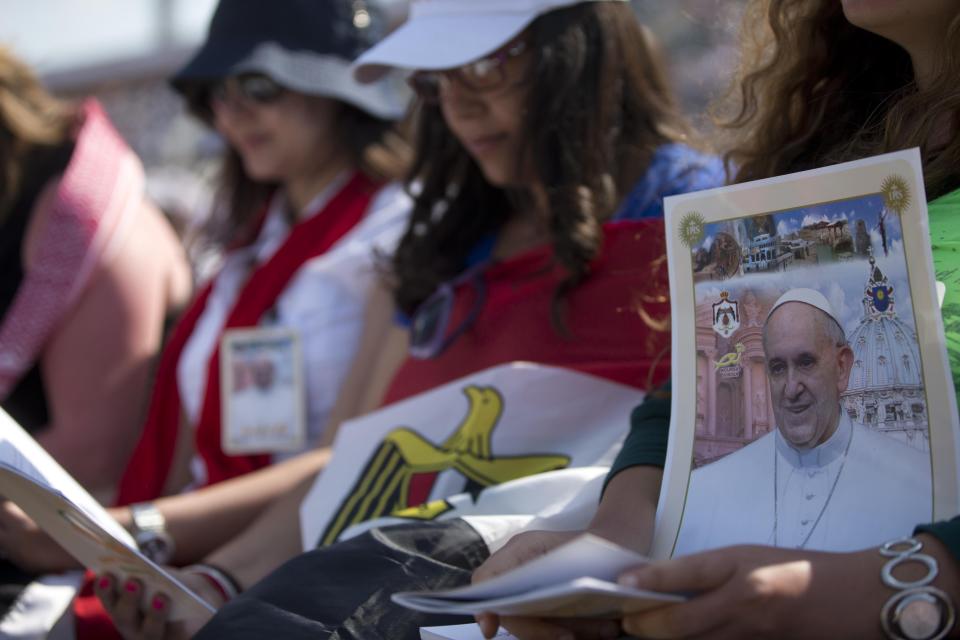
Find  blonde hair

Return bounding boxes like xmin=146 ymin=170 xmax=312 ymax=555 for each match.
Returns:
xmin=0 ymin=48 xmax=74 ymax=222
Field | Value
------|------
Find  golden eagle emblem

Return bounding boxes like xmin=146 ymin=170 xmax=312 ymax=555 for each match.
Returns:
xmin=319 ymin=385 xmax=570 ymax=546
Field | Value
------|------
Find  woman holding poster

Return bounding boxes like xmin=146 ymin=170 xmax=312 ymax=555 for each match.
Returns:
xmin=476 ymin=0 xmax=960 ymax=639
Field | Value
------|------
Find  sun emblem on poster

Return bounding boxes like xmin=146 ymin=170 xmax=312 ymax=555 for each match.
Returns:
xmin=711 ymin=291 xmax=740 ymax=338
xmin=881 ymin=175 xmax=911 ymax=214
xmin=679 ymin=211 xmax=706 ymax=249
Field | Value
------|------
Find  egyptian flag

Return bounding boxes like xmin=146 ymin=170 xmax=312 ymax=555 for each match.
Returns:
xmin=199 ymin=363 xmax=649 ymax=640
xmin=196 ymin=219 xmax=673 ymax=640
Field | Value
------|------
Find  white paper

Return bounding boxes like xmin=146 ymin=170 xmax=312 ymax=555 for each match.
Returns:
xmin=395 ymin=534 xmax=682 ymax=618
xmin=420 ymin=623 xmax=514 ymax=640
xmin=220 ymin=327 xmax=306 ymax=454
xmin=0 ymin=410 xmax=213 ymax=621
xmin=0 ymin=407 xmax=133 ymax=547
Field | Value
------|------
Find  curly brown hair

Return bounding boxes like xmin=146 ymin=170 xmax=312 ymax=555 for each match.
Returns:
xmin=720 ymin=0 xmax=960 ymax=198
xmin=0 ymin=48 xmax=74 ymax=224
xmin=391 ymin=2 xmax=691 ymax=319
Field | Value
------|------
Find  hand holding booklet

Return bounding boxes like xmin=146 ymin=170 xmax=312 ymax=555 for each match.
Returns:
xmin=393 ymin=533 xmax=683 ymax=618
xmin=0 ymin=408 xmax=213 ymax=621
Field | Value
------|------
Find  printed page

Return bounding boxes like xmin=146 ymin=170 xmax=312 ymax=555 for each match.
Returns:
xmin=0 ymin=463 xmax=213 ymax=621
xmin=0 ymin=407 xmax=134 ymax=547
xmin=395 ymin=534 xmax=682 ymax=617
xmin=0 ymin=409 xmax=212 ymax=621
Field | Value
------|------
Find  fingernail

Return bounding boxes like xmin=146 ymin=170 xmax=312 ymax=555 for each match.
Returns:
xmin=97 ymin=576 xmax=112 ymax=590
xmin=124 ymin=580 xmax=140 ymax=594
xmin=152 ymin=595 xmax=166 ymax=611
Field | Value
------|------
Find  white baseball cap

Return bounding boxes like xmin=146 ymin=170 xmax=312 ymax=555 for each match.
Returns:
xmin=766 ymin=288 xmax=842 ymax=330
xmin=353 ymin=0 xmax=628 ymax=83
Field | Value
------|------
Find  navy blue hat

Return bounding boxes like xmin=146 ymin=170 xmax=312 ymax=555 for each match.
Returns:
xmin=172 ymin=0 xmax=408 ymax=120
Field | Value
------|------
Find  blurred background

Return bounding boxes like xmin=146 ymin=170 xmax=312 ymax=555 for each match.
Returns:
xmin=1 ymin=0 xmax=745 ymax=260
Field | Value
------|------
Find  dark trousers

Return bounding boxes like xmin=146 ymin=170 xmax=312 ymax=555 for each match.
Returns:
xmin=195 ymin=520 xmax=489 ymax=640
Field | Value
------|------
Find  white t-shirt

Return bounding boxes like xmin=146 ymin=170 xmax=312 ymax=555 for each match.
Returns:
xmin=175 ymin=177 xmax=411 ymax=486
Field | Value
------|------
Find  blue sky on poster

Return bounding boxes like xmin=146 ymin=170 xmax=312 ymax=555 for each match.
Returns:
xmin=695 ymin=193 xmax=917 ymax=339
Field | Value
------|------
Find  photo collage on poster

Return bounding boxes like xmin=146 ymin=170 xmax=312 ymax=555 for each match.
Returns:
xmin=655 ymin=152 xmax=959 ymax=559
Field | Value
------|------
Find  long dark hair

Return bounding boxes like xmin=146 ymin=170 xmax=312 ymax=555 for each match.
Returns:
xmin=719 ymin=0 xmax=960 ymax=196
xmin=200 ymin=101 xmax=410 ymax=247
xmin=391 ymin=2 xmax=691 ymax=319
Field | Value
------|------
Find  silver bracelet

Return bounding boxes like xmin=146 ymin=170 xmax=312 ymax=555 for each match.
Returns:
xmin=183 ymin=563 xmax=242 ymax=603
xmin=879 ymin=537 xmax=956 ymax=640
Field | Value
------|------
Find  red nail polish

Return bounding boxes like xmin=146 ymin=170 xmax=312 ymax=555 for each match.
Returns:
xmin=152 ymin=596 xmax=166 ymax=611
xmin=97 ymin=577 xmax=112 ymax=590
xmin=124 ymin=580 xmax=140 ymax=594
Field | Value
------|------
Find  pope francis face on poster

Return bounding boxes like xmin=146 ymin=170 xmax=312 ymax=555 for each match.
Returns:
xmin=762 ymin=300 xmax=855 ymax=450
xmin=676 ymin=289 xmax=931 ymax=556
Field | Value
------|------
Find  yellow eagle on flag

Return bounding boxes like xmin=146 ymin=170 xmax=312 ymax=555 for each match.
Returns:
xmin=320 ymin=385 xmax=570 ymax=546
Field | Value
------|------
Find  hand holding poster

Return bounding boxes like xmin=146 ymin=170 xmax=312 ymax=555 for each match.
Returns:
xmin=407 ymin=151 xmax=959 ymax=636
xmin=655 ymin=148 xmax=960 ymax=558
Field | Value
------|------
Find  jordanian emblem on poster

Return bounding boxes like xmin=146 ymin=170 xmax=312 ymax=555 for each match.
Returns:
xmin=711 ymin=291 xmax=740 ymax=338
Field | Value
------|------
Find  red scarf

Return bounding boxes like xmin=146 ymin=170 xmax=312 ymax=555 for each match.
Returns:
xmin=75 ymin=172 xmax=380 ymax=639
xmin=116 ymin=171 xmax=379 ymax=505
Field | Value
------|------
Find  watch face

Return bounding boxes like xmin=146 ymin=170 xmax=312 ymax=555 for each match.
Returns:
xmin=137 ymin=533 xmax=173 ymax=565
xmin=898 ymin=594 xmax=942 ymax=640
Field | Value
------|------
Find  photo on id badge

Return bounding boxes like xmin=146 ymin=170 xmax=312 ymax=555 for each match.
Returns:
xmin=655 ymin=150 xmax=960 ymax=560
xmin=220 ymin=327 xmax=306 ymax=455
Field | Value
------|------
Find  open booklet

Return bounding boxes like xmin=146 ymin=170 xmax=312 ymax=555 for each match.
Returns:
xmin=393 ymin=534 xmax=682 ymax=619
xmin=0 ymin=408 xmax=213 ymax=621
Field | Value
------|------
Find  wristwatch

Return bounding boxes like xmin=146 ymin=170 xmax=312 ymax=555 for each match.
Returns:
xmin=128 ymin=502 xmax=175 ymax=565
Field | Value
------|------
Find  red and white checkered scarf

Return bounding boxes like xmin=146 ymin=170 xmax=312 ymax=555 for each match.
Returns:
xmin=0 ymin=100 xmax=143 ymax=398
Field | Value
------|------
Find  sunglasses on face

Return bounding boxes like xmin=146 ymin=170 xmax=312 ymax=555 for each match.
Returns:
xmin=407 ymin=40 xmax=527 ymax=104
xmin=208 ymin=74 xmax=286 ymax=108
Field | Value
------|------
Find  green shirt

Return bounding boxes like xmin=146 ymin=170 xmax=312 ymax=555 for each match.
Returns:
xmin=918 ymin=188 xmax=960 ymax=554
xmin=602 ymin=384 xmax=670 ymax=496
xmin=928 ymin=187 xmax=960 ymax=406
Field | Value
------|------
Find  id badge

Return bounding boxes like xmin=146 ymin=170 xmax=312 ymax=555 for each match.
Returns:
xmin=220 ymin=327 xmax=306 ymax=455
